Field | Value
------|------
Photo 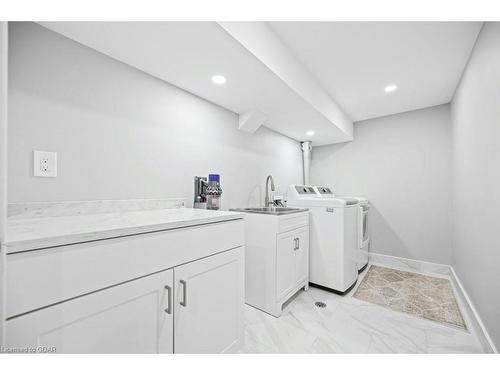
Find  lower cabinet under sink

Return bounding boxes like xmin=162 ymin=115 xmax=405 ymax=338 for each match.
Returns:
xmin=243 ymin=210 xmax=310 ymax=317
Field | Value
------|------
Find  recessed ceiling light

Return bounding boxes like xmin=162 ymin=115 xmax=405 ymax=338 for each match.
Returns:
xmin=384 ymin=84 xmax=398 ymax=93
xmin=211 ymin=75 xmax=227 ymax=85
xmin=306 ymin=131 xmax=315 ymax=136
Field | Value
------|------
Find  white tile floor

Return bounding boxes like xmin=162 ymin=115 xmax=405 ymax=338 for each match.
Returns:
xmin=240 ymin=264 xmax=487 ymax=353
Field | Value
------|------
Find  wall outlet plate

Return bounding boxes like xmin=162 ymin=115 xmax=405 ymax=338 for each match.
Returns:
xmin=33 ymin=150 xmax=57 ymax=177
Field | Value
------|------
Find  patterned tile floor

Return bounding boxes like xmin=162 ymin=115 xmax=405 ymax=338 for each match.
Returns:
xmin=240 ymin=264 xmax=487 ymax=353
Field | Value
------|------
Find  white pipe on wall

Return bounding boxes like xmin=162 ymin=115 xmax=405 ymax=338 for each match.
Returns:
xmin=301 ymin=141 xmax=312 ymax=185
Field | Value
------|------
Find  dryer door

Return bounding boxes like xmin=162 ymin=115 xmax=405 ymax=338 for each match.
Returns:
xmin=359 ymin=205 xmax=370 ymax=248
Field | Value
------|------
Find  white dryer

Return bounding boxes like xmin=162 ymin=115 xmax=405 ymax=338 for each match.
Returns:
xmin=286 ymin=185 xmax=359 ymax=294
xmin=355 ymin=197 xmax=370 ymax=272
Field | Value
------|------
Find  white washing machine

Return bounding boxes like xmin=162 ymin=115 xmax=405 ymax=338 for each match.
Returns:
xmin=286 ymin=185 xmax=359 ymax=294
xmin=315 ymin=187 xmax=370 ymax=272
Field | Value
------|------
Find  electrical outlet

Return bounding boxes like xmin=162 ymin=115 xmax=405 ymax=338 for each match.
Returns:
xmin=34 ymin=150 xmax=57 ymax=177
xmin=40 ymin=157 xmax=49 ymax=172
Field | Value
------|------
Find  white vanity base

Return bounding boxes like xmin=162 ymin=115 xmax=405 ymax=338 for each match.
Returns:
xmin=243 ymin=211 xmax=309 ymax=317
xmin=4 ymin=205 xmax=245 ymax=353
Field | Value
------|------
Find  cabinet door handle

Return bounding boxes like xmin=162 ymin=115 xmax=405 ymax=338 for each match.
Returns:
xmin=297 ymin=237 xmax=300 ymax=250
xmin=180 ymin=280 xmax=187 ymax=307
xmin=293 ymin=238 xmax=298 ymax=250
xmin=164 ymin=285 xmax=172 ymax=314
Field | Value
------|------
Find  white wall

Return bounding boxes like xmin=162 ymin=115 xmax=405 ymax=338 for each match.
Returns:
xmin=8 ymin=22 xmax=302 ymax=208
xmin=451 ymin=22 xmax=500 ymax=350
xmin=311 ymin=105 xmax=452 ymax=264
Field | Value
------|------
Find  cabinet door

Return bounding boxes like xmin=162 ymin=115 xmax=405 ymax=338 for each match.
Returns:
xmin=174 ymin=247 xmax=244 ymax=353
xmin=294 ymin=227 xmax=309 ymax=284
xmin=276 ymin=231 xmax=296 ymax=301
xmin=5 ymin=269 xmax=174 ymax=353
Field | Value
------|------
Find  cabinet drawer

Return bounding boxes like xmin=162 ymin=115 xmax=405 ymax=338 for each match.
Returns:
xmin=278 ymin=213 xmax=309 ymax=233
xmin=6 ymin=219 xmax=244 ymax=318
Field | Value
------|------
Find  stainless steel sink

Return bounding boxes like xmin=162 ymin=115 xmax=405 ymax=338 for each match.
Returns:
xmin=229 ymin=207 xmax=308 ymax=215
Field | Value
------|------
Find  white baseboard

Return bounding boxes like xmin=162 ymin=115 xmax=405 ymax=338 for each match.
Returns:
xmin=369 ymin=252 xmax=451 ymax=277
xmin=369 ymin=252 xmax=496 ymax=353
xmin=449 ymin=266 xmax=498 ymax=353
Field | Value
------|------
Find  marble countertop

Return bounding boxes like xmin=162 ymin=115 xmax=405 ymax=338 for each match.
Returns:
xmin=5 ymin=208 xmax=244 ymax=254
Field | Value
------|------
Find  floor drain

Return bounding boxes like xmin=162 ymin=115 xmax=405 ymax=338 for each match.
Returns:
xmin=315 ymin=301 xmax=327 ymax=308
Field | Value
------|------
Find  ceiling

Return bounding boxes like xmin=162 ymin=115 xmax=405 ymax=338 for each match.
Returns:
xmin=39 ymin=22 xmax=482 ymax=145
xmin=39 ymin=22 xmax=351 ymax=145
xmin=269 ymin=22 xmax=483 ymax=121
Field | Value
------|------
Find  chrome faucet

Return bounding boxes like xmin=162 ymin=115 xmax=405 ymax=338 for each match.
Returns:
xmin=265 ymin=175 xmax=276 ymax=207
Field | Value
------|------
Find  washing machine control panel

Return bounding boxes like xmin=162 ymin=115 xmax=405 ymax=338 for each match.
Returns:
xmin=294 ymin=185 xmax=317 ymax=195
xmin=315 ymin=186 xmax=333 ymax=195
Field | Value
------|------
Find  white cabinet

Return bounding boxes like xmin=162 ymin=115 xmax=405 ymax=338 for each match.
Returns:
xmin=276 ymin=227 xmax=309 ymax=301
xmin=6 ymin=269 xmax=174 ymax=353
xmin=276 ymin=231 xmax=297 ymax=301
xmin=174 ymin=248 xmax=244 ymax=353
xmin=243 ymin=211 xmax=309 ymax=317
xmin=294 ymin=228 xmax=309 ymax=283
xmin=6 ymin=220 xmax=244 ymax=319
xmin=5 ymin=219 xmax=245 ymax=353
